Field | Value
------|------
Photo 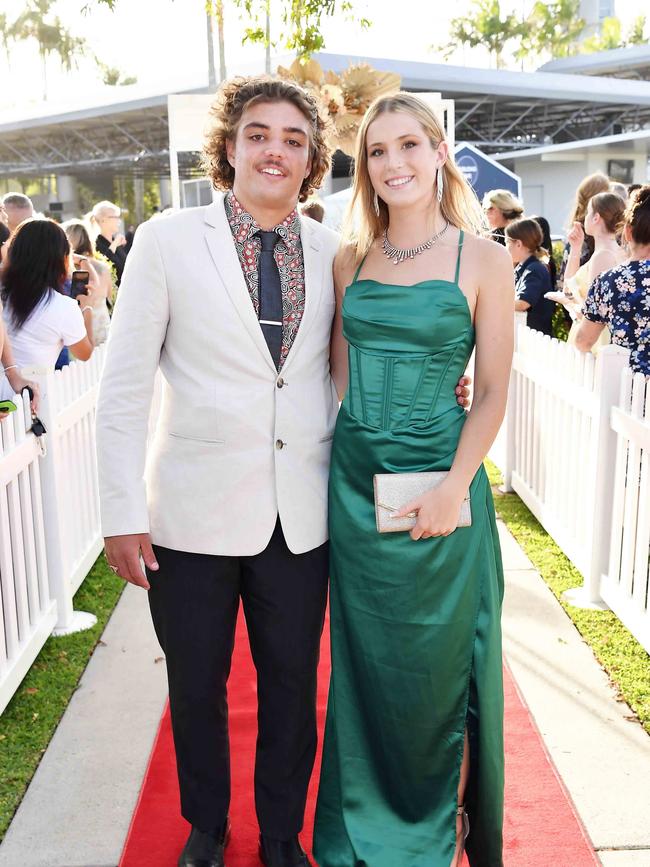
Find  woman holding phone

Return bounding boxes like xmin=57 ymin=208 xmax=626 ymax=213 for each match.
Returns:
xmin=1 ymin=220 xmax=94 ymax=384
xmin=63 ymin=219 xmax=112 ymax=345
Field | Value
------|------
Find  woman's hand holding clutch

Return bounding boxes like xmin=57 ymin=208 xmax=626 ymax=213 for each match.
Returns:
xmin=394 ymin=480 xmax=467 ymax=541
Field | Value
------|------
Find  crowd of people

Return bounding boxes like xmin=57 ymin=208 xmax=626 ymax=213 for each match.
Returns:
xmin=482 ymin=174 xmax=650 ymax=376
xmin=0 ymin=169 xmax=647 ymax=421
xmin=0 ymin=194 xmax=130 ymax=409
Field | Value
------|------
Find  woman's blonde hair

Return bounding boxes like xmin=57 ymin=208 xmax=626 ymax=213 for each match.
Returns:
xmin=568 ymin=172 xmax=610 ymax=226
xmin=343 ymin=93 xmax=486 ymax=261
xmin=505 ymin=217 xmax=548 ymax=261
xmin=91 ymin=200 xmax=121 ymax=221
xmin=482 ymin=189 xmax=523 ymax=220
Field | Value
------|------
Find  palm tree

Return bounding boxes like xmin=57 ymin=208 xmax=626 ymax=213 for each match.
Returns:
xmin=215 ymin=0 xmax=227 ymax=80
xmin=206 ymin=6 xmax=217 ymax=86
xmin=206 ymin=0 xmax=227 ymax=83
xmin=12 ymin=0 xmax=87 ymax=100
xmin=0 ymin=13 xmax=13 ymax=69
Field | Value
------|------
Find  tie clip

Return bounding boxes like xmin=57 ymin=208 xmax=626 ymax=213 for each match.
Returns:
xmin=260 ymin=319 xmax=282 ymax=326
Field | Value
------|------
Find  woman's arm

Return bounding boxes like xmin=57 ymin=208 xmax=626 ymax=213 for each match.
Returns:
xmin=329 ymin=247 xmax=355 ymax=401
xmin=97 ymin=261 xmax=112 ymax=303
xmin=0 ymin=323 xmax=40 ymax=411
xmin=398 ymin=241 xmax=514 ymax=539
xmin=447 ymin=243 xmax=514 ymax=492
xmin=564 ymin=224 xmax=585 ymax=281
xmin=70 ymin=307 xmax=94 ymax=361
xmin=575 ymin=271 xmax=610 ymax=353
xmin=574 ymin=319 xmax=606 ymax=352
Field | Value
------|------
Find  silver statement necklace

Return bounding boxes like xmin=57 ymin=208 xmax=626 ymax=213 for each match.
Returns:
xmin=382 ymin=221 xmax=450 ymax=265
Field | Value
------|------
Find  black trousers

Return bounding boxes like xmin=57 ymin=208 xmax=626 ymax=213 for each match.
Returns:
xmin=147 ymin=519 xmax=329 ymax=839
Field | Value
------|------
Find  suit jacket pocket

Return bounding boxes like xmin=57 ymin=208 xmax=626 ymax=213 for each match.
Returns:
xmin=168 ymin=431 xmax=225 ymax=444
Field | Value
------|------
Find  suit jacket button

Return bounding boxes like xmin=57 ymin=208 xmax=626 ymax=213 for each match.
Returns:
xmin=276 ymin=439 xmax=285 ymax=450
xmin=276 ymin=377 xmax=284 ymax=388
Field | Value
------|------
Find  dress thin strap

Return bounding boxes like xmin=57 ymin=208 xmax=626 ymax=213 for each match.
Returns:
xmin=454 ymin=229 xmax=465 ymax=285
xmin=352 ymin=253 xmax=369 ymax=284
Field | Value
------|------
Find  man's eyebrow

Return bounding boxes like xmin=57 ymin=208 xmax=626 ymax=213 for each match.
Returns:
xmin=367 ymin=133 xmax=419 ymax=148
xmin=242 ymin=122 xmax=308 ymax=136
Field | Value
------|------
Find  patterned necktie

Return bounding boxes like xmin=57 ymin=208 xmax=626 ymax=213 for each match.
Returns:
xmin=257 ymin=230 xmax=283 ymax=369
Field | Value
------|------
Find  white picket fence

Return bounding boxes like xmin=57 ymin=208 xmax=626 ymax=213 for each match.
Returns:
xmin=0 ymin=390 xmax=56 ymax=715
xmin=0 ymin=346 xmax=106 ymax=714
xmin=600 ymin=369 xmax=650 ymax=650
xmin=492 ymin=321 xmax=650 ymax=653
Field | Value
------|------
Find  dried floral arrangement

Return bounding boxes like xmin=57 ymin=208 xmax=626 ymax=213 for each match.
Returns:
xmin=277 ymin=58 xmax=401 ymax=156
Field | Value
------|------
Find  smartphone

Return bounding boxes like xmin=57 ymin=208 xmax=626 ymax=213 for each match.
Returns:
xmin=0 ymin=399 xmax=17 ymax=413
xmin=71 ymin=270 xmax=89 ymax=299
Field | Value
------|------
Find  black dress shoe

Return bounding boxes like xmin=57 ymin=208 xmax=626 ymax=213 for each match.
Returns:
xmin=178 ymin=818 xmax=231 ymax=867
xmin=259 ymin=834 xmax=311 ymax=867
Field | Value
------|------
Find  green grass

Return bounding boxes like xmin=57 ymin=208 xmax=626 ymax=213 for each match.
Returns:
xmin=0 ymin=556 xmax=124 ymax=841
xmin=485 ymin=459 xmax=650 ymax=735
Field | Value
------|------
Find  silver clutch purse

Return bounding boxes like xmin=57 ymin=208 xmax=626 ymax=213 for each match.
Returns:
xmin=373 ymin=471 xmax=472 ymax=534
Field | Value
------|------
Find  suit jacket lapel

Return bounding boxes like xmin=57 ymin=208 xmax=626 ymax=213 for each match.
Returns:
xmin=203 ymin=196 xmax=276 ymax=373
xmin=282 ymin=218 xmax=326 ymax=375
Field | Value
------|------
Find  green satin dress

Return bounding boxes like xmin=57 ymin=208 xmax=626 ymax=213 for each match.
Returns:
xmin=313 ymin=231 xmax=505 ymax=867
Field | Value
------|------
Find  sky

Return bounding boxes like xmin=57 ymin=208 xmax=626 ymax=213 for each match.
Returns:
xmin=0 ymin=0 xmax=644 ymax=114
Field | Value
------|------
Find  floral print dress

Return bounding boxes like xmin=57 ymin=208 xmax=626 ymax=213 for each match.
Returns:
xmin=583 ymin=259 xmax=650 ymax=375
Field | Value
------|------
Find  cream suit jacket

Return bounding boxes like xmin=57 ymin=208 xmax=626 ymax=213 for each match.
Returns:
xmin=96 ymin=194 xmax=340 ymax=555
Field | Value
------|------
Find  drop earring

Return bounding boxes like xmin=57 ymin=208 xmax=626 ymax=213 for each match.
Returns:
xmin=436 ymin=167 xmax=444 ymax=204
xmin=373 ymin=191 xmax=380 ymax=217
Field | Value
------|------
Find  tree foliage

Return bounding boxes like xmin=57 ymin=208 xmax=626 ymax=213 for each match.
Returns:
xmin=519 ymin=0 xmax=585 ymax=60
xmin=12 ymin=0 xmax=86 ymax=73
xmin=438 ymin=0 xmax=647 ymax=66
xmin=0 ymin=0 xmax=136 ymax=97
xmin=582 ymin=14 xmax=648 ymax=53
xmin=627 ymin=15 xmax=648 ymax=46
xmin=97 ymin=61 xmax=137 ymax=86
xmin=233 ymin=0 xmax=370 ymax=60
xmin=89 ymin=0 xmax=370 ymax=63
xmin=439 ymin=0 xmax=523 ymax=69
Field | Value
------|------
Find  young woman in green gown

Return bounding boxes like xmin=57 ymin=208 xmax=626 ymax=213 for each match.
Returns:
xmin=313 ymin=94 xmax=514 ymax=867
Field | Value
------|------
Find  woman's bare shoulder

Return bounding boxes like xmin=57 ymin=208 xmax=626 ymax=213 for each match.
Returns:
xmin=461 ymin=232 xmax=514 ymax=299
xmin=590 ymin=248 xmax=618 ymax=269
xmin=463 ymin=231 xmax=510 ymax=263
xmin=333 ymin=243 xmax=358 ymax=289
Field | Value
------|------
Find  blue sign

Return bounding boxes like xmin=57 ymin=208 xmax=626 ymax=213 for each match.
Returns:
xmin=454 ymin=143 xmax=521 ymax=201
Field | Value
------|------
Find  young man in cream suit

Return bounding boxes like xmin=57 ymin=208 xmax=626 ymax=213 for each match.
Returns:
xmin=96 ymin=76 xmax=470 ymax=867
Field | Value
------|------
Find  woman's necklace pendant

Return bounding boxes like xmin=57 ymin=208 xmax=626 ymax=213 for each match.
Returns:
xmin=382 ymin=221 xmax=449 ymax=265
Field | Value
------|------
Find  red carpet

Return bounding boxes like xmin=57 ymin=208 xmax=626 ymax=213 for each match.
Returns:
xmin=120 ymin=611 xmax=598 ymax=867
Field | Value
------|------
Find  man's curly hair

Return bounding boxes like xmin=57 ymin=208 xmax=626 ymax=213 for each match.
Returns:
xmin=202 ymin=75 xmax=332 ymax=204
